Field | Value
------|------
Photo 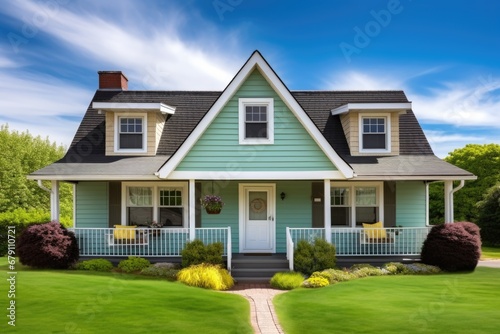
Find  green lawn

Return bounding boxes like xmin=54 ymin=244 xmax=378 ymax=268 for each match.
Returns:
xmin=482 ymin=246 xmax=500 ymax=259
xmin=274 ymin=268 xmax=500 ymax=334
xmin=0 ymin=258 xmax=252 ymax=333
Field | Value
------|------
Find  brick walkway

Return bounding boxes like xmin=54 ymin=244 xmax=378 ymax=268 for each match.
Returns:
xmin=226 ymin=283 xmax=285 ymax=334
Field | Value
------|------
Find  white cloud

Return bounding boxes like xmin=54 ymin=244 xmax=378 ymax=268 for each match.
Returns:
xmin=3 ymin=0 xmax=243 ymax=90
xmin=0 ymin=71 xmax=91 ymax=147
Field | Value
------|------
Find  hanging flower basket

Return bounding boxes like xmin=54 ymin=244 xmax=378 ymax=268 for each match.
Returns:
xmin=201 ymin=195 xmax=224 ymax=214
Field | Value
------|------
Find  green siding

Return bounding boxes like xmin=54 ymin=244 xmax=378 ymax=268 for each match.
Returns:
xmin=75 ymin=182 xmax=109 ymax=228
xmin=176 ymin=69 xmax=337 ymax=172
xmin=396 ymin=181 xmax=426 ymax=227
xmin=201 ymin=181 xmax=312 ymax=253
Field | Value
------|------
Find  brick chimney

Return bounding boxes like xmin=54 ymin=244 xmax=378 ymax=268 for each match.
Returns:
xmin=98 ymin=71 xmax=128 ymax=90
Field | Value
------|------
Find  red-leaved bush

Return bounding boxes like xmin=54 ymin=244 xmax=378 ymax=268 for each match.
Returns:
xmin=17 ymin=221 xmax=79 ymax=269
xmin=421 ymin=222 xmax=481 ymax=272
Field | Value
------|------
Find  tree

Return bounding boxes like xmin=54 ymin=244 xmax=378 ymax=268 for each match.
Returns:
xmin=0 ymin=124 xmax=72 ymax=223
xmin=477 ymin=184 xmax=500 ymax=246
xmin=429 ymin=144 xmax=500 ymax=224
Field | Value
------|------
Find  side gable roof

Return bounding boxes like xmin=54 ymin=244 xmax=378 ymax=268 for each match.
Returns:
xmin=156 ymin=51 xmax=354 ymax=179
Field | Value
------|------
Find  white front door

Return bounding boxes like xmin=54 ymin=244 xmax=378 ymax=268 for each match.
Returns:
xmin=239 ymin=184 xmax=275 ymax=253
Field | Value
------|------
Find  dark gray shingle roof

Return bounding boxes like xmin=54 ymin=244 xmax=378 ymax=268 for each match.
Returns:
xmin=30 ymin=89 xmax=473 ymax=179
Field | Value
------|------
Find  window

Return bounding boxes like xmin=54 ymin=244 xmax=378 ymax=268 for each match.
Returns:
xmin=127 ymin=187 xmax=153 ymax=225
xmin=359 ymin=114 xmax=390 ymax=152
xmin=331 ymin=183 xmax=382 ymax=227
xmin=331 ymin=187 xmax=350 ymax=226
xmin=115 ymin=114 xmax=147 ymax=152
xmin=123 ymin=182 xmax=187 ymax=227
xmin=239 ymin=98 xmax=274 ymax=144
xmin=158 ymin=188 xmax=183 ymax=227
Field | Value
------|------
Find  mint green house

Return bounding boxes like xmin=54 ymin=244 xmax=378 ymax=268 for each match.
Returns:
xmin=29 ymin=51 xmax=475 ymax=271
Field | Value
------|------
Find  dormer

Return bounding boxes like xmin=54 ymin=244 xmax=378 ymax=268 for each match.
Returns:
xmin=331 ymin=102 xmax=412 ymax=156
xmin=92 ymin=71 xmax=175 ymax=156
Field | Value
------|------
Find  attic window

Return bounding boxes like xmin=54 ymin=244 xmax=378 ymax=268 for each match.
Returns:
xmin=359 ymin=114 xmax=391 ymax=153
xmin=115 ymin=114 xmax=147 ymax=153
xmin=239 ymin=98 xmax=274 ymax=144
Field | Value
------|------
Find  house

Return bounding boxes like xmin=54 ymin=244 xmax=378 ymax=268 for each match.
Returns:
xmin=29 ymin=51 xmax=475 ymax=273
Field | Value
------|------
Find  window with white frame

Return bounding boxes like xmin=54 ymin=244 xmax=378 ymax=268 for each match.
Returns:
xmin=158 ymin=188 xmax=183 ymax=227
xmin=239 ymin=98 xmax=274 ymax=144
xmin=360 ymin=114 xmax=390 ymax=152
xmin=123 ymin=183 xmax=187 ymax=227
xmin=331 ymin=183 xmax=382 ymax=227
xmin=115 ymin=114 xmax=147 ymax=152
xmin=127 ymin=187 xmax=153 ymax=225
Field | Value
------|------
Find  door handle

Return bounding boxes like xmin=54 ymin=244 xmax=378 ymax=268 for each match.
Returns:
xmin=268 ymin=216 xmax=274 ymax=221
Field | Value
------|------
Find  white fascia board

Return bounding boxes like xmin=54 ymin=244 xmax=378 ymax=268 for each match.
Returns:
xmin=27 ymin=175 xmax=159 ymax=181
xmin=157 ymin=51 xmax=354 ymax=179
xmin=92 ymin=102 xmax=176 ymax=114
xmin=331 ymin=103 xmax=412 ymax=115
xmin=167 ymin=170 xmax=346 ymax=180
xmin=351 ymin=175 xmax=477 ymax=181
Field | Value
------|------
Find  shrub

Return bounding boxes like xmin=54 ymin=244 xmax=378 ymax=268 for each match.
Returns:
xmin=352 ymin=266 xmax=385 ymax=278
xmin=294 ymin=238 xmax=336 ymax=276
xmin=321 ymin=269 xmax=356 ymax=283
xmin=76 ymin=259 xmax=114 ymax=272
xmin=421 ymin=222 xmax=481 ymax=271
xmin=141 ymin=265 xmax=179 ymax=280
xmin=404 ymin=263 xmax=441 ymax=275
xmin=181 ymin=240 xmax=224 ymax=267
xmin=301 ymin=276 xmax=330 ymax=288
xmin=270 ymin=272 xmax=304 ymax=290
xmin=177 ymin=264 xmax=234 ymax=290
xmin=477 ymin=184 xmax=500 ymax=246
xmin=17 ymin=221 xmax=79 ymax=269
xmin=383 ymin=262 xmax=410 ymax=275
xmin=118 ymin=256 xmax=151 ymax=273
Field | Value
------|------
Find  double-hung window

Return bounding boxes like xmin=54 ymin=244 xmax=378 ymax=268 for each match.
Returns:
xmin=158 ymin=188 xmax=183 ymax=227
xmin=123 ymin=183 xmax=187 ymax=227
xmin=239 ymin=98 xmax=274 ymax=144
xmin=360 ymin=114 xmax=390 ymax=152
xmin=331 ymin=183 xmax=382 ymax=227
xmin=115 ymin=114 xmax=147 ymax=152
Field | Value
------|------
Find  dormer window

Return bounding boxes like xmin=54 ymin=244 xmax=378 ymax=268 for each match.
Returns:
xmin=239 ymin=98 xmax=274 ymax=144
xmin=114 ymin=113 xmax=147 ymax=153
xmin=359 ymin=113 xmax=391 ymax=153
xmin=119 ymin=117 xmax=143 ymax=149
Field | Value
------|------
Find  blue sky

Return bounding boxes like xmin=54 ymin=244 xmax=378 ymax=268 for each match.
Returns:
xmin=1 ymin=0 xmax=499 ymax=158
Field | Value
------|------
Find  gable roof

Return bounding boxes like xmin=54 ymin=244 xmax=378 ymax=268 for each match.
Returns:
xmin=156 ymin=51 xmax=354 ymax=179
xmin=29 ymin=51 xmax=475 ymax=181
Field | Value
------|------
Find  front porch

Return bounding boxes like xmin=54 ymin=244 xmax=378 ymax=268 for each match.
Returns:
xmin=71 ymin=226 xmax=431 ymax=271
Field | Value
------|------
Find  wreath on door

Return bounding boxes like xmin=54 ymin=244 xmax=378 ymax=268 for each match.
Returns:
xmin=250 ymin=198 xmax=266 ymax=213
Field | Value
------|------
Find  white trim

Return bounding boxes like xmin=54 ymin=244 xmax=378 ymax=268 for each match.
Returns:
xmin=330 ymin=181 xmax=384 ymax=228
xmin=51 ymin=180 xmax=60 ymax=222
xmin=350 ymin=175 xmax=477 ymax=181
xmin=92 ymin=102 xmax=176 ymax=114
xmin=239 ymin=183 xmax=276 ymax=253
xmin=120 ymin=181 xmax=188 ymax=227
xmin=359 ymin=113 xmax=391 ymax=154
xmin=157 ymin=51 xmax=354 ymax=179
xmin=167 ymin=170 xmax=346 ymax=180
xmin=331 ymin=102 xmax=412 ymax=115
xmin=238 ymin=98 xmax=274 ymax=144
xmin=114 ymin=113 xmax=148 ymax=153
xmin=189 ymin=179 xmax=196 ymax=241
xmin=324 ymin=180 xmax=331 ymax=243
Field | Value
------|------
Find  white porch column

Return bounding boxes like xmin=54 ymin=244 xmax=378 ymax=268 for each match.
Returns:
xmin=50 ymin=180 xmax=60 ymax=222
xmin=444 ymin=180 xmax=453 ymax=223
xmin=188 ymin=179 xmax=196 ymax=241
xmin=324 ymin=179 xmax=331 ymax=243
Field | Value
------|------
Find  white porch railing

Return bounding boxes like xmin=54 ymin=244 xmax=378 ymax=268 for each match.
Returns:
xmin=70 ymin=227 xmax=232 ymax=270
xmin=286 ymin=227 xmax=432 ymax=270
